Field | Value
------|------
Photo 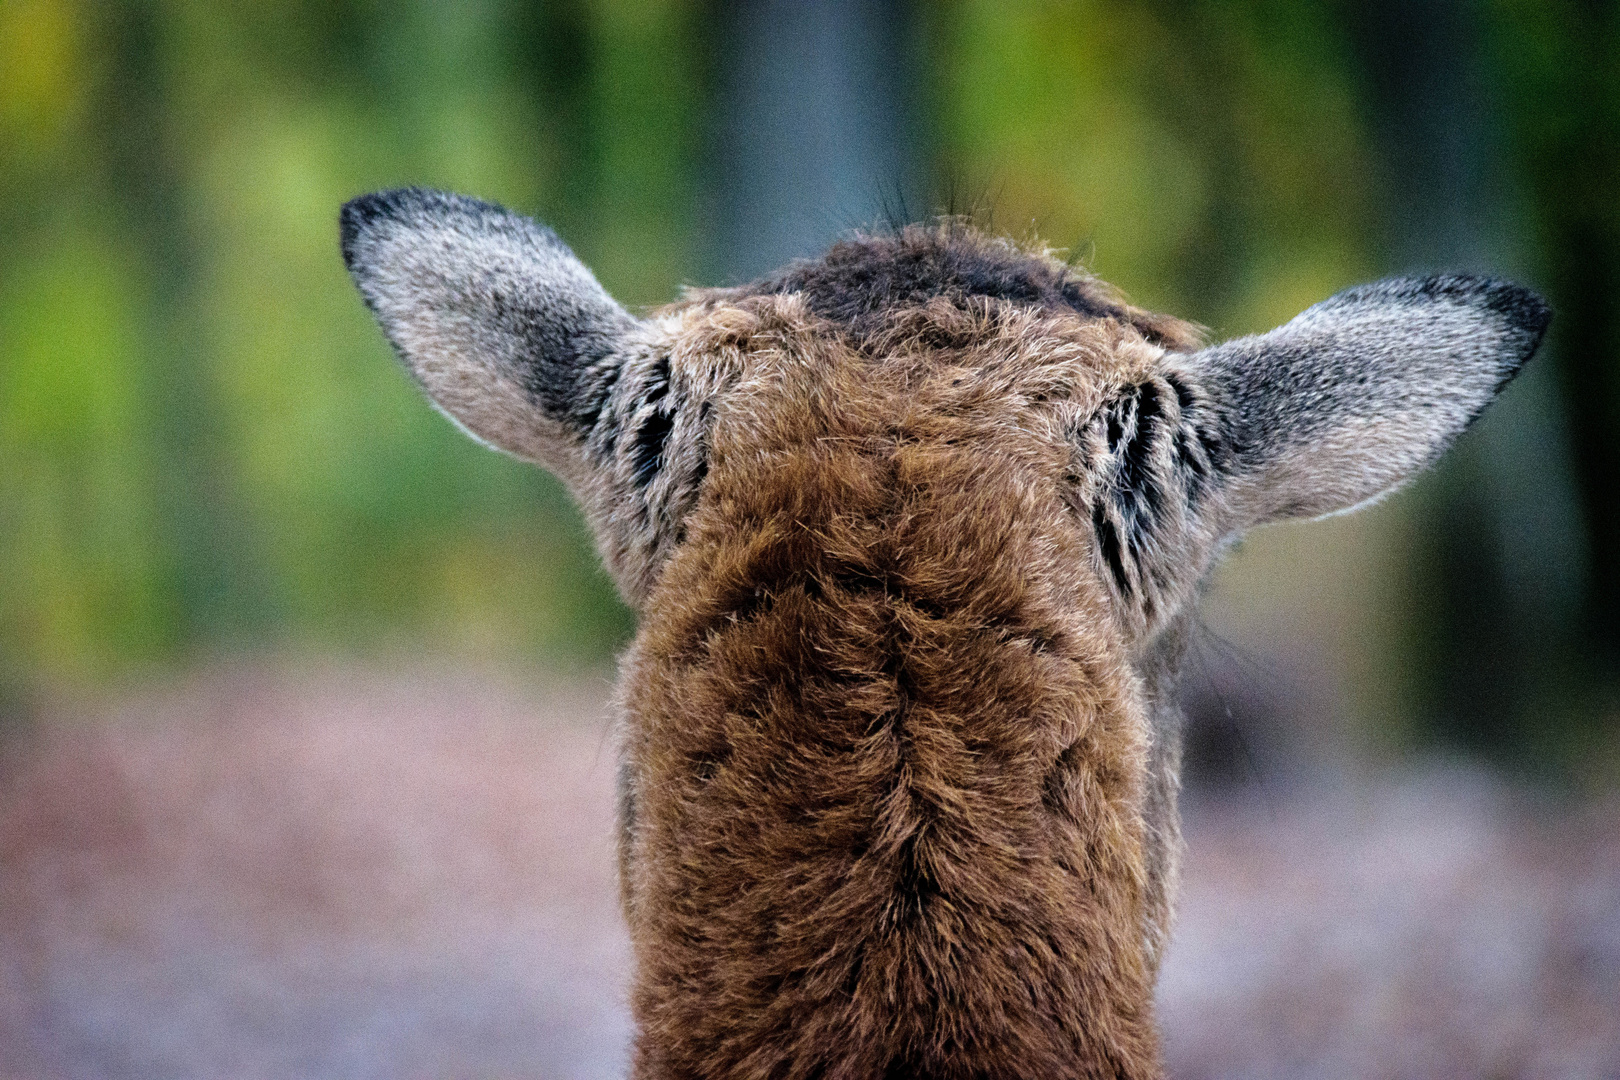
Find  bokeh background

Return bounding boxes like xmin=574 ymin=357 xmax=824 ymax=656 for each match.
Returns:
xmin=1 ymin=1 xmax=1617 ymax=1077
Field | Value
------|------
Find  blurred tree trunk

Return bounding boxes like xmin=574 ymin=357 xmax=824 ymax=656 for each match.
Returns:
xmin=95 ymin=4 xmax=273 ymax=648
xmin=702 ymin=0 xmax=926 ymax=283
xmin=1520 ymin=3 xmax=1620 ymax=697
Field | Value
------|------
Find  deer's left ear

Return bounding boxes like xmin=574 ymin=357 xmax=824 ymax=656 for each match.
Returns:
xmin=341 ymin=187 xmax=638 ymax=470
xmin=1183 ymin=275 xmax=1550 ymax=530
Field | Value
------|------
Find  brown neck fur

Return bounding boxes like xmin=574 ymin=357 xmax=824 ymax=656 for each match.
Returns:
xmin=618 ymin=291 xmax=1170 ymax=1079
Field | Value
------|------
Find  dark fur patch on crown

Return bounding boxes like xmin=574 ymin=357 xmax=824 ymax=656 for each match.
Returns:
xmin=705 ymin=224 xmax=1203 ymax=351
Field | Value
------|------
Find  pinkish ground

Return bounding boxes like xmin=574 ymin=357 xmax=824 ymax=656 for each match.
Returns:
xmin=0 ymin=665 xmax=1614 ymax=1079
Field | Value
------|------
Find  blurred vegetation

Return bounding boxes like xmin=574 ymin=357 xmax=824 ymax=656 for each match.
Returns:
xmin=0 ymin=0 xmax=1614 ymax=775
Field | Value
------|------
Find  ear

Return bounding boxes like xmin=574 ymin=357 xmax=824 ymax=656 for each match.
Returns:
xmin=1187 ymin=275 xmax=1550 ymax=529
xmin=340 ymin=187 xmax=637 ymax=467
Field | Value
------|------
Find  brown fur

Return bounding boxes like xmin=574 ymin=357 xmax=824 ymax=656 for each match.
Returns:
xmin=618 ymin=291 xmax=1181 ymax=1079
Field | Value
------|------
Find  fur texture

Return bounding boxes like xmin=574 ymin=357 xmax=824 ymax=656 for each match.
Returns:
xmin=340 ymin=188 xmax=1550 ymax=1079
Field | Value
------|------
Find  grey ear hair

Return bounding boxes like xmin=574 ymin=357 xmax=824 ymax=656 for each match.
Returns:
xmin=1186 ymin=274 xmax=1551 ymax=530
xmin=341 ymin=187 xmax=728 ymax=609
xmin=340 ymin=187 xmax=638 ymax=471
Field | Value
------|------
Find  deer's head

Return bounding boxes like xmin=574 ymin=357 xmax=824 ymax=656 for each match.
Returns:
xmin=342 ymin=187 xmax=1547 ymax=1078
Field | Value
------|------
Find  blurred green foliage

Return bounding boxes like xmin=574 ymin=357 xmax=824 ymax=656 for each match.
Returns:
xmin=939 ymin=0 xmax=1380 ymax=332
xmin=0 ymin=0 xmax=707 ymax=683
xmin=0 ymin=0 xmax=1615 ymax=775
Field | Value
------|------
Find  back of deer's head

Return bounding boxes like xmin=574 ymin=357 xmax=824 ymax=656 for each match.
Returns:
xmin=342 ymin=188 xmax=1547 ymax=1079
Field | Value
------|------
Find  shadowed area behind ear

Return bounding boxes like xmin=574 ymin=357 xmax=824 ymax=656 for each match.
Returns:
xmin=340 ymin=187 xmax=638 ymax=467
xmin=1189 ymin=274 xmax=1551 ymax=529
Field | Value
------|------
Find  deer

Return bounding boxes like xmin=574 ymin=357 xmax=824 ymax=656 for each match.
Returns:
xmin=339 ymin=187 xmax=1548 ymax=1080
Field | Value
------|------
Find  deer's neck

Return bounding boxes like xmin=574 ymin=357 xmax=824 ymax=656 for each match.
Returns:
xmin=617 ymin=433 xmax=1163 ymax=1079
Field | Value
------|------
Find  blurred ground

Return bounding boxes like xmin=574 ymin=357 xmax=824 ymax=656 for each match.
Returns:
xmin=0 ymin=665 xmax=1615 ymax=1079
xmin=1165 ymin=777 xmax=1620 ymax=1079
xmin=0 ymin=665 xmax=632 ymax=1080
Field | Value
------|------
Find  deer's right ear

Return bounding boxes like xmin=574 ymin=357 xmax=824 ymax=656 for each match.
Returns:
xmin=340 ymin=188 xmax=636 ymax=466
xmin=1182 ymin=275 xmax=1549 ymax=532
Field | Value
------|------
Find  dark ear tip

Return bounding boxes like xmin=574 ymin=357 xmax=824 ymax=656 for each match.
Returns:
xmin=340 ymin=188 xmax=429 ymax=271
xmin=1481 ymin=279 xmax=1552 ymax=340
xmin=1397 ymin=274 xmax=1551 ymax=337
xmin=339 ymin=188 xmax=544 ymax=275
xmin=1490 ymin=285 xmax=1552 ymax=390
xmin=1464 ymin=279 xmax=1551 ymax=390
xmin=1361 ymin=274 xmax=1551 ymax=370
xmin=1412 ymin=276 xmax=1550 ymax=391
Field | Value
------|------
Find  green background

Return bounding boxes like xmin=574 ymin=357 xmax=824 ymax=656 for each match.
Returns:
xmin=2 ymin=0 xmax=1615 ymax=780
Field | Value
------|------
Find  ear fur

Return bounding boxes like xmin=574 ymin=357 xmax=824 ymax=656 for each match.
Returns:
xmin=340 ymin=187 xmax=638 ymax=470
xmin=1189 ymin=274 xmax=1550 ymax=528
